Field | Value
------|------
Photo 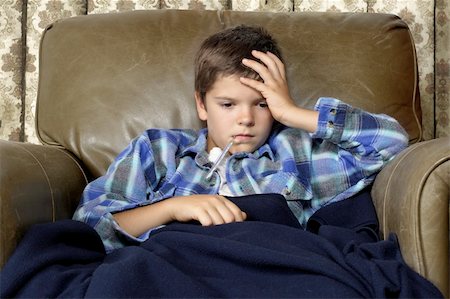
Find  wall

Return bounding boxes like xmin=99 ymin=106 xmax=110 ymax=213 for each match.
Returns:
xmin=0 ymin=0 xmax=448 ymax=143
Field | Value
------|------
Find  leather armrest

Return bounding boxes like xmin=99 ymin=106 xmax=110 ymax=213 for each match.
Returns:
xmin=0 ymin=140 xmax=88 ymax=268
xmin=372 ymin=137 xmax=449 ymax=296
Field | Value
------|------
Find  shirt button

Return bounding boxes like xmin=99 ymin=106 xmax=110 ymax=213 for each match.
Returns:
xmin=327 ymin=121 xmax=334 ymax=128
xmin=330 ymin=108 xmax=337 ymax=115
xmin=283 ymin=188 xmax=291 ymax=196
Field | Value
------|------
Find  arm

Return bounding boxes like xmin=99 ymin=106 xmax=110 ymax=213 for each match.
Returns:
xmin=114 ymin=195 xmax=246 ymax=237
xmin=73 ymin=131 xmax=245 ymax=251
xmin=240 ymin=50 xmax=408 ymax=161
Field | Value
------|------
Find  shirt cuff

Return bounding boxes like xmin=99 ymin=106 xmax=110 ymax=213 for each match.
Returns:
xmin=98 ymin=213 xmax=152 ymax=253
xmin=311 ymin=97 xmax=348 ymax=143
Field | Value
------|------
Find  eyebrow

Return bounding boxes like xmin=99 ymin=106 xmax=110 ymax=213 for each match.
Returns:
xmin=213 ymin=96 xmax=266 ymax=102
xmin=213 ymin=96 xmax=234 ymax=101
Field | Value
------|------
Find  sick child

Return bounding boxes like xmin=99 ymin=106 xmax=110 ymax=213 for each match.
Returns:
xmin=73 ymin=25 xmax=409 ymax=252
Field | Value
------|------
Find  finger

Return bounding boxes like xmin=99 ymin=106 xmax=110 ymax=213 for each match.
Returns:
xmin=196 ymin=196 xmax=247 ymax=226
xmin=251 ymin=50 xmax=283 ymax=80
xmin=205 ymin=206 xmax=227 ymax=225
xmin=189 ymin=197 xmax=222 ymax=226
xmin=214 ymin=196 xmax=243 ymax=224
xmin=242 ymin=58 xmax=273 ymax=82
xmin=221 ymin=199 xmax=246 ymax=222
xmin=207 ymin=196 xmax=246 ymax=224
xmin=214 ymin=205 xmax=237 ymax=224
xmin=266 ymin=51 xmax=286 ymax=80
xmin=194 ymin=209 xmax=214 ymax=226
xmin=210 ymin=196 xmax=242 ymax=224
xmin=197 ymin=207 xmax=226 ymax=226
xmin=239 ymin=76 xmax=267 ymax=93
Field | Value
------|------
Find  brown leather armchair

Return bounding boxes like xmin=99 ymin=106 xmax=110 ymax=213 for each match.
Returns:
xmin=1 ymin=10 xmax=448 ymax=296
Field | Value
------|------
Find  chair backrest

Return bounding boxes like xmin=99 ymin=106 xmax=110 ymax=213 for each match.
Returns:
xmin=36 ymin=10 xmax=419 ymax=178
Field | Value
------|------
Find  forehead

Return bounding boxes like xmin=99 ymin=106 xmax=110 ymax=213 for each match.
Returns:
xmin=207 ymin=75 xmax=262 ymax=100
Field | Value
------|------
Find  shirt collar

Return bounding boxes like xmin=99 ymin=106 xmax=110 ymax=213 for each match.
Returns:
xmin=255 ymin=143 xmax=274 ymax=160
xmin=179 ymin=128 xmax=207 ymax=156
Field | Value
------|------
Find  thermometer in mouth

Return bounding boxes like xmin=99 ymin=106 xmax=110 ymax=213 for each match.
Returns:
xmin=206 ymin=137 xmax=235 ymax=180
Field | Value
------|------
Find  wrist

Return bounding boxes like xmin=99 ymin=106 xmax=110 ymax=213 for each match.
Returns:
xmin=279 ymin=105 xmax=319 ymax=133
xmin=158 ymin=197 xmax=178 ymax=223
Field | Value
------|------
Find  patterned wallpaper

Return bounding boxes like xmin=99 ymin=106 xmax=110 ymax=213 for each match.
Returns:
xmin=0 ymin=0 xmax=449 ymax=143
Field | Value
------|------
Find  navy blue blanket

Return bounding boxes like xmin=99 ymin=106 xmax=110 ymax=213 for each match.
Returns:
xmin=1 ymin=192 xmax=443 ymax=298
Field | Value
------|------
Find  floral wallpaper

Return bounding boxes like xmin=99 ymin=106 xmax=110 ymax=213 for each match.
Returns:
xmin=0 ymin=0 xmax=448 ymax=142
xmin=0 ymin=1 xmax=24 ymax=142
xmin=435 ymin=0 xmax=449 ymax=138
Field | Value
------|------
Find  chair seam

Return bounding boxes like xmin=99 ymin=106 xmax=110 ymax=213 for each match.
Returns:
xmin=16 ymin=144 xmax=55 ymax=222
xmin=416 ymin=154 xmax=450 ymax=276
xmin=385 ymin=139 xmax=450 ymax=275
xmin=54 ymin=147 xmax=89 ymax=185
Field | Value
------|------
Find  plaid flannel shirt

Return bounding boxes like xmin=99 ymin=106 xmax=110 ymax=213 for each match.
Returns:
xmin=73 ymin=97 xmax=409 ymax=252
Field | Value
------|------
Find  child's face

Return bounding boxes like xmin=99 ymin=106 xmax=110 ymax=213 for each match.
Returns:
xmin=195 ymin=75 xmax=274 ymax=154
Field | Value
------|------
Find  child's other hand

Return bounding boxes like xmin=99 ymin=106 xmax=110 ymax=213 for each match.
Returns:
xmin=167 ymin=195 xmax=247 ymax=226
xmin=240 ymin=50 xmax=296 ymax=126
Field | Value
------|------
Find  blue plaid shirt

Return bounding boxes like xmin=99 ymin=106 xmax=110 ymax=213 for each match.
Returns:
xmin=73 ymin=98 xmax=408 ymax=252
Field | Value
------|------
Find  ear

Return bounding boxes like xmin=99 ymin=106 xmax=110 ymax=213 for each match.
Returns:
xmin=195 ymin=91 xmax=208 ymax=121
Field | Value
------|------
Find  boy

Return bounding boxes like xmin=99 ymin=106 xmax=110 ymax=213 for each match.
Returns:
xmin=73 ymin=25 xmax=408 ymax=253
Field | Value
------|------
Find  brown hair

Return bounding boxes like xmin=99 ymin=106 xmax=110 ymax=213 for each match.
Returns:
xmin=194 ymin=25 xmax=283 ymax=101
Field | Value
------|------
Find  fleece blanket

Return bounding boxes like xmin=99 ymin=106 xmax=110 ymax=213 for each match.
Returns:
xmin=0 ymin=192 xmax=443 ymax=298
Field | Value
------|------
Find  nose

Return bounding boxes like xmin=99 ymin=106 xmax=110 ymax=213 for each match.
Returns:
xmin=238 ymin=107 xmax=255 ymax=127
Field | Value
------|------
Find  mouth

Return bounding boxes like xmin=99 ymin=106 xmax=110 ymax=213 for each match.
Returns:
xmin=233 ymin=134 xmax=254 ymax=143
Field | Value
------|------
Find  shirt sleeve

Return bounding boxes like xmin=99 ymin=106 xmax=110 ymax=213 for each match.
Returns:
xmin=309 ymin=97 xmax=409 ymax=205
xmin=312 ymin=97 xmax=409 ymax=163
xmin=73 ymin=132 xmax=162 ymax=252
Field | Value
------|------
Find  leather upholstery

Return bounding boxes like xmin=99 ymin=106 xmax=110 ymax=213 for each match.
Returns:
xmin=0 ymin=140 xmax=87 ymax=266
xmin=372 ymin=137 xmax=450 ymax=296
xmin=1 ymin=10 xmax=447 ymax=296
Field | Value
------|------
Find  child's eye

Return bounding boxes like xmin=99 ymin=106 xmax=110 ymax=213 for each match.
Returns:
xmin=221 ymin=103 xmax=233 ymax=108
xmin=258 ymin=102 xmax=268 ymax=108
